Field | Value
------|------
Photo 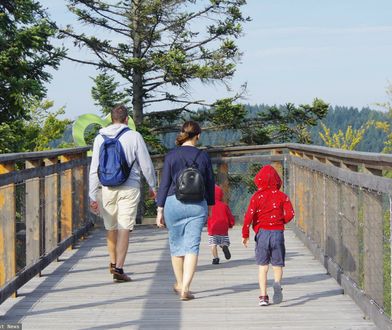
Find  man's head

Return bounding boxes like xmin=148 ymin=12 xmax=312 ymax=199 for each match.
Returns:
xmin=111 ymin=104 xmax=128 ymax=124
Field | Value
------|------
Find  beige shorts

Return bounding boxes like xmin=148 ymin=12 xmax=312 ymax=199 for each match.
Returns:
xmin=100 ymin=186 xmax=140 ymax=231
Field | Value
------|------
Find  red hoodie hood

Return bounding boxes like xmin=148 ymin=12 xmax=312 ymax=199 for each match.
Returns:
xmin=254 ymin=165 xmax=282 ymax=191
xmin=215 ymin=185 xmax=223 ymax=202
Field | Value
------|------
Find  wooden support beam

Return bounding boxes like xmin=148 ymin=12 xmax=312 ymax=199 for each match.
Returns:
xmin=44 ymin=157 xmax=59 ymax=253
xmin=216 ymin=162 xmax=230 ymax=203
xmin=25 ymin=160 xmax=42 ymax=267
xmin=60 ymin=155 xmax=74 ymax=247
xmin=0 ymin=162 xmax=16 ymax=297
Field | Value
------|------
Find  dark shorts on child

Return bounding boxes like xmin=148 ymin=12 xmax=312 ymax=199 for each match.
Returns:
xmin=255 ymin=229 xmax=285 ymax=267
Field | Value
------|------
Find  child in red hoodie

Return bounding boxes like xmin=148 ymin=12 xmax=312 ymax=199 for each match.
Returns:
xmin=207 ymin=185 xmax=235 ymax=264
xmin=242 ymin=165 xmax=294 ymax=306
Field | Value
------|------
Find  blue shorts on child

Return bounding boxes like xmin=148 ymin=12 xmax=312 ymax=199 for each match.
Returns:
xmin=255 ymin=229 xmax=285 ymax=267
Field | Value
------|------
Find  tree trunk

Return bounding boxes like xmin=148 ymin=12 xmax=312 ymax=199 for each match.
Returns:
xmin=131 ymin=0 xmax=143 ymax=126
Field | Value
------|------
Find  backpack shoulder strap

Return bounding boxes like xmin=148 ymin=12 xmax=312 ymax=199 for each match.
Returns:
xmin=100 ymin=127 xmax=130 ymax=141
xmin=191 ymin=149 xmax=203 ymax=166
xmin=114 ymin=127 xmax=130 ymax=140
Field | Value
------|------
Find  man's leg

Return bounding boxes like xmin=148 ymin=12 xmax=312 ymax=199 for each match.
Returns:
xmin=116 ymin=229 xmax=130 ymax=268
xmin=171 ymin=256 xmax=184 ymax=291
xmin=107 ymin=230 xmax=117 ymax=265
xmin=258 ymin=265 xmax=269 ymax=296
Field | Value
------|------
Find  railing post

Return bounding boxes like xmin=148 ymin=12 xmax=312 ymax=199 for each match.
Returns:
xmin=271 ymin=149 xmax=283 ymax=190
xmin=0 ymin=162 xmax=16 ymax=297
xmin=25 ymin=160 xmax=42 ymax=267
xmin=72 ymin=153 xmax=85 ymax=231
xmin=60 ymin=154 xmax=74 ymax=247
xmin=44 ymin=157 xmax=59 ymax=252
xmin=216 ymin=161 xmax=230 ymax=203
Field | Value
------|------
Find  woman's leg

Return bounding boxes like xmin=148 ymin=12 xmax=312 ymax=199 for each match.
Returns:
xmin=171 ymin=256 xmax=184 ymax=289
xmin=182 ymin=254 xmax=198 ymax=294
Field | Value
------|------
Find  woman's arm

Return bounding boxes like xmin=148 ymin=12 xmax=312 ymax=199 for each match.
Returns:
xmin=204 ymin=153 xmax=215 ymax=205
xmin=156 ymin=154 xmax=172 ymax=207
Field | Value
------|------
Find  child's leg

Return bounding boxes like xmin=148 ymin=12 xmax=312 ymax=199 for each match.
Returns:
xmin=211 ymin=245 xmax=218 ymax=258
xmin=272 ymin=266 xmax=283 ymax=283
xmin=258 ymin=265 xmax=269 ymax=296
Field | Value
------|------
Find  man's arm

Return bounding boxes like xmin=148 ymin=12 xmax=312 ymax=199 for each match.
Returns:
xmin=89 ymin=136 xmax=101 ymax=202
xmin=135 ymin=132 xmax=157 ymax=191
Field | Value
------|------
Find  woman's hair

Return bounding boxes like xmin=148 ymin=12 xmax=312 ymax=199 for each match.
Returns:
xmin=175 ymin=121 xmax=202 ymax=146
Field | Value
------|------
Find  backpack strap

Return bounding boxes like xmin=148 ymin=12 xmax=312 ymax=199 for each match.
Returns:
xmin=176 ymin=147 xmax=203 ymax=168
xmin=191 ymin=149 xmax=203 ymax=167
xmin=101 ymin=127 xmax=130 ymax=141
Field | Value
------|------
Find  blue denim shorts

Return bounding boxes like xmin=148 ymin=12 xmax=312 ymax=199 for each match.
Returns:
xmin=164 ymin=195 xmax=208 ymax=256
xmin=255 ymin=229 xmax=286 ymax=266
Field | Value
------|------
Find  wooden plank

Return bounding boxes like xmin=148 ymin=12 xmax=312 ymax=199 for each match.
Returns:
xmin=0 ymin=221 xmax=93 ymax=305
xmin=0 ymin=158 xmax=89 ymax=187
xmin=0 ymin=147 xmax=90 ymax=163
xmin=44 ymin=157 xmax=59 ymax=253
xmin=0 ymin=226 xmax=381 ymax=329
xmin=60 ymin=155 xmax=74 ymax=246
xmin=0 ymin=162 xmax=16 ymax=298
xmin=25 ymin=160 xmax=42 ymax=266
xmin=72 ymin=153 xmax=85 ymax=230
xmin=290 ymin=156 xmax=392 ymax=194
xmin=216 ymin=161 xmax=230 ymax=203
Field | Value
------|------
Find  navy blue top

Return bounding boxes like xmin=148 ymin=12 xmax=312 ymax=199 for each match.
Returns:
xmin=156 ymin=146 xmax=215 ymax=207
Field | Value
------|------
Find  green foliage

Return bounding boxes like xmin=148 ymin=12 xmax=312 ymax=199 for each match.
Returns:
xmin=0 ymin=99 xmax=72 ymax=153
xmin=64 ymin=0 xmax=250 ymax=123
xmin=0 ymin=0 xmax=65 ymax=123
xmin=138 ymin=122 xmax=167 ymax=155
xmin=241 ymin=99 xmax=329 ymax=145
xmin=91 ymin=73 xmax=130 ymax=115
xmin=210 ymin=98 xmax=246 ymax=128
xmin=311 ymin=106 xmax=391 ymax=152
xmin=319 ymin=121 xmax=389 ymax=151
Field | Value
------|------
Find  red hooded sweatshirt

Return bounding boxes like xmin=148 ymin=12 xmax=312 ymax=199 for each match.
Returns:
xmin=242 ymin=165 xmax=294 ymax=238
xmin=207 ymin=185 xmax=235 ymax=236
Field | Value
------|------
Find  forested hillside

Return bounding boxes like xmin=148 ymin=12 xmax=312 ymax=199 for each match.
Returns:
xmin=159 ymin=104 xmax=390 ymax=152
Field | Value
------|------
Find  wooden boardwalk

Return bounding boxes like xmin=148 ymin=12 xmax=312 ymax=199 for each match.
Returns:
xmin=0 ymin=226 xmax=378 ymax=330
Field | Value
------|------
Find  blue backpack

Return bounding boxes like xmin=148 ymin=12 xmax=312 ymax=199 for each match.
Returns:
xmin=98 ymin=127 xmax=135 ymax=187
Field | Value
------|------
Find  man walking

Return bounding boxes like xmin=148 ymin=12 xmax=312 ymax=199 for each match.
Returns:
xmin=89 ymin=104 xmax=157 ymax=282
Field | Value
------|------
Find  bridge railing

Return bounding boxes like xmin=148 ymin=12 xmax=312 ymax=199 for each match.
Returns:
xmin=0 ymin=147 xmax=92 ymax=304
xmin=154 ymin=143 xmax=392 ymax=328
xmin=1 ymin=143 xmax=391 ymax=328
xmin=286 ymin=144 xmax=392 ymax=329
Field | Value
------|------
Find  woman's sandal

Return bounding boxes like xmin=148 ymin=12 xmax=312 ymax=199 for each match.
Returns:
xmin=180 ymin=292 xmax=195 ymax=301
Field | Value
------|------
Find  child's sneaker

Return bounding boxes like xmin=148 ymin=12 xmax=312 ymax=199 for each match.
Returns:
xmin=259 ymin=295 xmax=269 ymax=306
xmin=212 ymin=257 xmax=220 ymax=264
xmin=222 ymin=245 xmax=231 ymax=260
xmin=273 ymin=282 xmax=283 ymax=304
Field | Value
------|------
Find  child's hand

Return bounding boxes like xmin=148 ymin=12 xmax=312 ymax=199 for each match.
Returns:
xmin=242 ymin=237 xmax=249 ymax=248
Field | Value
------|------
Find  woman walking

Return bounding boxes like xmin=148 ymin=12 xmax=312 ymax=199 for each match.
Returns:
xmin=156 ymin=121 xmax=215 ymax=301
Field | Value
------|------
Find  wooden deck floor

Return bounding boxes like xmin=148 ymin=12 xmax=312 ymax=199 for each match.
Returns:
xmin=0 ymin=226 xmax=378 ymax=330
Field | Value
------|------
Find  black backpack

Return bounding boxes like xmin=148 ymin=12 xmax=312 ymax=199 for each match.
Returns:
xmin=175 ymin=149 xmax=205 ymax=202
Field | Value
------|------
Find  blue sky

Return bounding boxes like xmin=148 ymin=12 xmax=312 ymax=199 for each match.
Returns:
xmin=40 ymin=0 xmax=392 ymax=119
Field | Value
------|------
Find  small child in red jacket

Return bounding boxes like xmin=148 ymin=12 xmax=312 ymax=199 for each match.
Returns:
xmin=242 ymin=165 xmax=294 ymax=306
xmin=207 ymin=185 xmax=235 ymax=265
